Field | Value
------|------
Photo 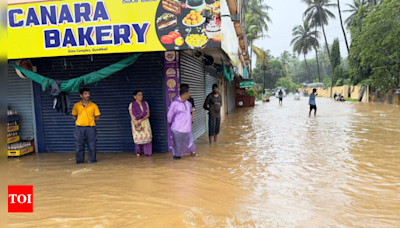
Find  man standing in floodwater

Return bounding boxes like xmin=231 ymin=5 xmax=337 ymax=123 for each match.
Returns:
xmin=278 ymin=90 xmax=283 ymax=105
xmin=167 ymin=84 xmax=198 ymax=159
xmin=203 ymin=83 xmax=222 ymax=143
xmin=309 ymin=88 xmax=318 ymax=117
xmin=72 ymin=88 xmax=101 ymax=163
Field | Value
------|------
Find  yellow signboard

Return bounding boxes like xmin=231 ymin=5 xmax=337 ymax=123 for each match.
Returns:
xmin=7 ymin=0 xmax=222 ymax=59
xmin=8 ymin=0 xmax=164 ymax=59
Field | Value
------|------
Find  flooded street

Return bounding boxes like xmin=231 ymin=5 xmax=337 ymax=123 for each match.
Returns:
xmin=8 ymin=97 xmax=400 ymax=227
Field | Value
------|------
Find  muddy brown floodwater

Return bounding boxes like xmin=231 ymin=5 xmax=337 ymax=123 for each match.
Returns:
xmin=7 ymin=96 xmax=400 ymax=227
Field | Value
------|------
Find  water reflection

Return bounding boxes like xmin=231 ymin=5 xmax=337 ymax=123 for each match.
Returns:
xmin=8 ymin=97 xmax=400 ymax=227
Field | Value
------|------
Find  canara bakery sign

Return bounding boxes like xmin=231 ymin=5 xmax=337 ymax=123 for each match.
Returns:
xmin=7 ymin=0 xmax=222 ymax=59
xmin=9 ymin=2 xmax=150 ymax=49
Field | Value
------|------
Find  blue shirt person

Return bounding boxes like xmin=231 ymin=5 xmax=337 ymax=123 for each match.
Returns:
xmin=309 ymin=88 xmax=318 ymax=117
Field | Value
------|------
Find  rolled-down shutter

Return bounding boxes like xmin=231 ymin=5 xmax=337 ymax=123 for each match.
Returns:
xmin=180 ymin=52 xmax=206 ymax=140
xmin=227 ymin=80 xmax=236 ymax=114
xmin=35 ymin=52 xmax=167 ymax=153
xmin=205 ymin=65 xmax=217 ymax=96
xmin=7 ymin=63 xmax=36 ymax=141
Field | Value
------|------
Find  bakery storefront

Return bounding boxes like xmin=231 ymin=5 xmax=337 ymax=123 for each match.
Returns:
xmin=7 ymin=0 xmax=240 ymax=153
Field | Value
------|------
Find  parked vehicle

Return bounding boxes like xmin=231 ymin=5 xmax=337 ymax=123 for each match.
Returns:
xmin=271 ymin=89 xmax=275 ymax=96
xmin=262 ymin=94 xmax=270 ymax=102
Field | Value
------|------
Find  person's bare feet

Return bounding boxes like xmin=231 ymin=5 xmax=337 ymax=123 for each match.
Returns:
xmin=191 ymin=152 xmax=199 ymax=157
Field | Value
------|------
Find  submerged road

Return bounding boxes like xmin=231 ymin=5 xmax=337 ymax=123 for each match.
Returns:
xmin=8 ymin=96 xmax=400 ymax=227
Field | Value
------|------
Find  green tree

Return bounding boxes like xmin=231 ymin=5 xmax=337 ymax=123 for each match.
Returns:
xmin=275 ymin=77 xmax=299 ymax=92
xmin=330 ymin=38 xmax=341 ymax=97
xmin=252 ymin=60 xmax=285 ymax=89
xmin=330 ymin=38 xmax=341 ymax=71
xmin=349 ymin=0 xmax=400 ymax=89
xmin=343 ymin=0 xmax=364 ymax=28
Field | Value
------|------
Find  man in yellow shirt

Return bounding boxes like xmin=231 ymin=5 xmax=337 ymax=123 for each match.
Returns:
xmin=72 ymin=88 xmax=101 ymax=163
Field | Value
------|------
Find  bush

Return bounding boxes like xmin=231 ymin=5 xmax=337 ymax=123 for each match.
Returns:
xmin=345 ymin=98 xmax=358 ymax=102
xmin=245 ymin=88 xmax=258 ymax=97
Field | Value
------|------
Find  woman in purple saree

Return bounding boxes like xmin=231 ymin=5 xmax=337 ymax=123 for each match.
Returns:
xmin=128 ymin=90 xmax=152 ymax=156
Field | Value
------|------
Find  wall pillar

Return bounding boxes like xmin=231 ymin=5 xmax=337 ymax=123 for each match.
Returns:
xmin=343 ymin=85 xmax=349 ymax=98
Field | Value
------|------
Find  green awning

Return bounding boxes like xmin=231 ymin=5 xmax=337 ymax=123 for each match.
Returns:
xmin=11 ymin=53 xmax=141 ymax=93
xmin=221 ymin=60 xmax=234 ymax=83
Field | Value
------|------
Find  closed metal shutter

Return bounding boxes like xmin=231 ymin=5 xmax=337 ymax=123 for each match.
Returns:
xmin=180 ymin=52 xmax=206 ymax=140
xmin=205 ymin=66 xmax=217 ymax=96
xmin=227 ymin=80 xmax=236 ymax=114
xmin=35 ymin=52 xmax=167 ymax=153
xmin=7 ymin=63 xmax=36 ymax=141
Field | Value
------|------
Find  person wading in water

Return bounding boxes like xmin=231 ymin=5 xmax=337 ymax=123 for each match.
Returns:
xmin=203 ymin=84 xmax=222 ymax=143
xmin=309 ymin=88 xmax=318 ymax=117
xmin=72 ymin=88 xmax=101 ymax=164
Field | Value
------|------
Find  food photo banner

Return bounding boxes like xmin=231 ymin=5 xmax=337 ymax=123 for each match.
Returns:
xmin=7 ymin=0 xmax=223 ymax=59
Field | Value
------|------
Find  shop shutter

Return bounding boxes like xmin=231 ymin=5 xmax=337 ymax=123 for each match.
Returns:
xmin=227 ymin=80 xmax=236 ymax=114
xmin=35 ymin=52 xmax=167 ymax=153
xmin=180 ymin=52 xmax=206 ymax=140
xmin=205 ymin=65 xmax=217 ymax=96
xmin=7 ymin=64 xmax=36 ymax=141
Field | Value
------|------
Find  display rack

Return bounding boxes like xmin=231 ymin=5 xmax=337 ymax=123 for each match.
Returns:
xmin=7 ymin=114 xmax=34 ymax=157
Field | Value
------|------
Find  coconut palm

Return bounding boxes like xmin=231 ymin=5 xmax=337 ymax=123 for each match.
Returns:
xmin=343 ymin=0 xmax=364 ymax=28
xmin=243 ymin=0 xmax=272 ymax=33
xmin=303 ymin=0 xmax=337 ymax=63
xmin=246 ymin=14 xmax=265 ymax=77
xmin=279 ymin=51 xmax=294 ymax=76
xmin=291 ymin=21 xmax=320 ymax=82
xmin=252 ymin=45 xmax=269 ymax=89
xmin=336 ymin=0 xmax=350 ymax=54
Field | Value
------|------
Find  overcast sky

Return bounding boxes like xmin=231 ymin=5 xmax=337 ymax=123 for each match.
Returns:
xmin=252 ymin=0 xmax=354 ymax=64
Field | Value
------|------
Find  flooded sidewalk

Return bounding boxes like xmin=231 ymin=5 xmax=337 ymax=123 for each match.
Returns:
xmin=7 ymin=97 xmax=400 ymax=227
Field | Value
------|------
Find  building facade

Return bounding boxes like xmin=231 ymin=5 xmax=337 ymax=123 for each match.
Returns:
xmin=7 ymin=0 xmax=249 ymax=153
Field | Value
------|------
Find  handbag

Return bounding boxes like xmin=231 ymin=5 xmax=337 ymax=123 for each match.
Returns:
xmin=135 ymin=122 xmax=144 ymax=131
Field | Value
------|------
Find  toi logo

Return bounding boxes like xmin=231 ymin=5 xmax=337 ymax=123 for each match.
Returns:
xmin=8 ymin=185 xmax=33 ymax=213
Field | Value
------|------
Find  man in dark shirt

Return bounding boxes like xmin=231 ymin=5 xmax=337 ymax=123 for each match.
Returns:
xmin=203 ymin=84 xmax=222 ymax=143
xmin=188 ymin=96 xmax=195 ymax=123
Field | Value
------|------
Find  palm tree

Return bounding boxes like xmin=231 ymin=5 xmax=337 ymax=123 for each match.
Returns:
xmin=279 ymin=51 xmax=294 ymax=75
xmin=243 ymin=0 xmax=272 ymax=33
xmin=290 ymin=22 xmax=320 ymax=82
xmin=336 ymin=0 xmax=350 ymax=54
xmin=246 ymin=14 xmax=264 ymax=77
xmin=303 ymin=0 xmax=337 ymax=63
xmin=252 ymin=45 xmax=269 ymax=89
xmin=343 ymin=0 xmax=363 ymax=28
